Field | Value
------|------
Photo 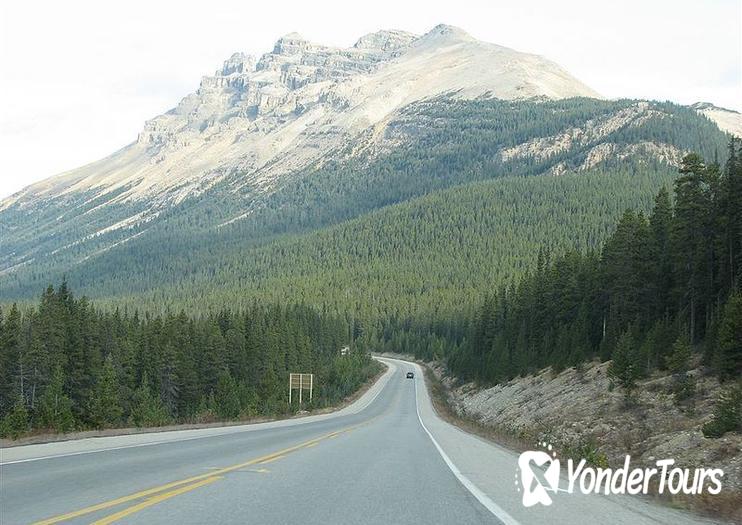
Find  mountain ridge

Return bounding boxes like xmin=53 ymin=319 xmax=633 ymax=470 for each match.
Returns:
xmin=0 ymin=94 xmax=731 ymax=306
xmin=0 ymin=26 xmax=736 ymax=307
xmin=1 ymin=25 xmax=597 ymax=212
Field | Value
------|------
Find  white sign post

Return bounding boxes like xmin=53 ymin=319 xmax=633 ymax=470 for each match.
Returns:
xmin=289 ymin=373 xmax=314 ymax=405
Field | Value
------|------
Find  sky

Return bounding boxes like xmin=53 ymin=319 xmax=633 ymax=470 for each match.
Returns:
xmin=0 ymin=0 xmax=740 ymax=199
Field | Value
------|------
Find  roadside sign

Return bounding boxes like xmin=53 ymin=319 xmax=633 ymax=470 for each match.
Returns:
xmin=289 ymin=373 xmax=314 ymax=405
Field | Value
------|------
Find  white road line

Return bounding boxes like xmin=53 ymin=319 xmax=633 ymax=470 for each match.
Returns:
xmin=353 ymin=358 xmax=394 ymax=414
xmin=0 ymin=435 xmax=224 ymax=465
xmin=412 ymin=366 xmax=520 ymax=525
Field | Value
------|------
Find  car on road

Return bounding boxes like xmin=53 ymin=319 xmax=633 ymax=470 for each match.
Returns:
xmin=406 ymin=372 xmax=414 ymax=379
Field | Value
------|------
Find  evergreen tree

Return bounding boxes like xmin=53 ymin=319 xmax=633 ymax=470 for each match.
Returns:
xmin=666 ymin=333 xmax=692 ymax=374
xmin=666 ymin=334 xmax=695 ymax=404
xmin=673 ymin=154 xmax=713 ymax=342
xmin=129 ymin=373 xmax=170 ymax=428
xmin=88 ymin=356 xmax=123 ymax=428
xmin=1 ymin=397 xmax=29 ymax=438
xmin=716 ymin=291 xmax=742 ymax=379
xmin=35 ymin=366 xmax=75 ymax=433
xmin=214 ymin=371 xmax=241 ymax=420
xmin=702 ymin=385 xmax=742 ymax=438
xmin=448 ymin=142 xmax=740 ymax=394
xmin=608 ymin=331 xmax=639 ymax=403
xmin=647 ymin=187 xmax=674 ymax=318
xmin=0 ymin=305 xmax=21 ymax=413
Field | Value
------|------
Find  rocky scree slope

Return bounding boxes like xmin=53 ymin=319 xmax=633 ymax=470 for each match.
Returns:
xmin=442 ymin=361 xmax=741 ymax=499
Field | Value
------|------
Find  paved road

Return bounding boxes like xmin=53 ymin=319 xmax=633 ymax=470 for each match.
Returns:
xmin=0 ymin=358 xmax=718 ymax=525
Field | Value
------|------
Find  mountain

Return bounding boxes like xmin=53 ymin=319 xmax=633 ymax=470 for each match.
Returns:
xmin=0 ymin=25 xmax=595 ymax=220
xmin=692 ymin=102 xmax=742 ymax=137
xmin=0 ymin=25 xmax=733 ymax=313
xmin=1 ymin=26 xmax=598 ymax=272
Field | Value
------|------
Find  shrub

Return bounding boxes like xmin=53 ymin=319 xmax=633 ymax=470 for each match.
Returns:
xmin=702 ymin=386 xmax=742 ymax=438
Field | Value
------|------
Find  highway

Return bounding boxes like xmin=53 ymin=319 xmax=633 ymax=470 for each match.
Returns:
xmin=0 ymin=358 xmax=718 ymax=525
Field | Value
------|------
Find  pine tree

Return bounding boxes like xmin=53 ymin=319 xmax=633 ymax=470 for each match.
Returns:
xmin=129 ymin=373 xmax=170 ymax=427
xmin=702 ymin=385 xmax=742 ymax=438
xmin=673 ymin=154 xmax=713 ymax=342
xmin=666 ymin=334 xmax=695 ymax=404
xmin=716 ymin=291 xmax=742 ymax=379
xmin=648 ymin=187 xmax=673 ymax=318
xmin=159 ymin=342 xmax=180 ymax=418
xmin=608 ymin=331 xmax=638 ymax=402
xmin=1 ymin=305 xmax=22 ymax=409
xmin=35 ymin=366 xmax=75 ymax=433
xmin=215 ymin=371 xmax=241 ymax=420
xmin=666 ymin=333 xmax=692 ymax=374
xmin=1 ymin=397 xmax=29 ymax=438
xmin=88 ymin=356 xmax=123 ymax=428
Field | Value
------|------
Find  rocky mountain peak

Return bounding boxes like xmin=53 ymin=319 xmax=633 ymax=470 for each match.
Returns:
xmin=4 ymin=24 xmax=603 ymax=219
xmin=691 ymin=102 xmax=742 ymax=137
xmin=218 ymin=52 xmax=255 ymax=76
xmin=272 ymin=32 xmax=310 ymax=55
xmin=353 ymin=29 xmax=417 ymax=51
xmin=422 ymin=24 xmax=473 ymax=43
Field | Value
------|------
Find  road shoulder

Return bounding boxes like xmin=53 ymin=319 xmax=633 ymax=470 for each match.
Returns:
xmin=378 ymin=356 xmax=719 ymax=525
xmin=0 ymin=361 xmax=394 ymax=465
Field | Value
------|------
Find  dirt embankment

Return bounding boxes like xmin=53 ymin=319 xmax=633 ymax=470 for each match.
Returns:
xmin=429 ymin=359 xmax=740 ymax=521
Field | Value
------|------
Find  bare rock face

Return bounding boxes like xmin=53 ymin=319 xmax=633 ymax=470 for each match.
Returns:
xmin=219 ymin=52 xmax=255 ymax=76
xmin=0 ymin=25 xmax=602 ymax=246
xmin=692 ymin=102 xmax=742 ymax=137
xmin=353 ymin=29 xmax=417 ymax=51
xmin=136 ymin=29 xmax=418 ymax=154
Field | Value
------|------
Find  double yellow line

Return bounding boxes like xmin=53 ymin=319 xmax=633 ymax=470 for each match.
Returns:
xmin=34 ymin=427 xmax=353 ymax=525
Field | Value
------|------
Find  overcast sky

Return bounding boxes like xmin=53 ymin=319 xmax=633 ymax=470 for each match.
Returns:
xmin=1 ymin=0 xmax=740 ymax=199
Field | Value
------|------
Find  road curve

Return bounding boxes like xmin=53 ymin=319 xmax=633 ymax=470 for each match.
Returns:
xmin=0 ymin=358 xmax=717 ymax=525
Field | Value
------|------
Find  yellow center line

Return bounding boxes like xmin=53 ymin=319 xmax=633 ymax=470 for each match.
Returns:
xmin=258 ymin=454 xmax=286 ymax=464
xmin=91 ymin=476 xmax=222 ymax=525
xmin=32 ymin=427 xmax=352 ymax=525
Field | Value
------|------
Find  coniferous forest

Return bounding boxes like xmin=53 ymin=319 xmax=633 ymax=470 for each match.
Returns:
xmin=0 ymin=98 xmax=739 ymax=440
xmin=449 ymin=143 xmax=742 ymax=390
xmin=0 ymin=287 xmax=379 ymax=437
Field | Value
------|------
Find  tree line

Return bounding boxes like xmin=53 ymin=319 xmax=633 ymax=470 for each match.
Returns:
xmin=1 ymin=97 xmax=728 ymax=309
xmin=449 ymin=140 xmax=742 ymax=395
xmin=0 ymin=284 xmax=379 ymax=438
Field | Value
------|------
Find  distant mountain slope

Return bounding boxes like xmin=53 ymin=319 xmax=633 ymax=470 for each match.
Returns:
xmin=1 ymin=95 xmax=730 ymax=318
xmin=0 ymin=25 xmax=597 ymax=266
xmin=692 ymin=102 xmax=742 ymax=137
xmin=0 ymin=27 xmax=733 ymax=315
xmin=92 ymin=168 xmax=677 ymax=318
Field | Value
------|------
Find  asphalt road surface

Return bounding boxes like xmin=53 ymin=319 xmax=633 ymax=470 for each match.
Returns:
xmin=0 ymin=358 xmax=719 ymax=525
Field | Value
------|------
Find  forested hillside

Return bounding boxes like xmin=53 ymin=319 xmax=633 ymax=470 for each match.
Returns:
xmin=0 ymin=284 xmax=378 ymax=437
xmin=448 ymin=141 xmax=742 ymax=393
xmin=88 ymin=167 xmax=671 ymax=320
xmin=0 ymin=98 xmax=729 ymax=306
xmin=0 ymin=99 xmax=737 ymax=440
